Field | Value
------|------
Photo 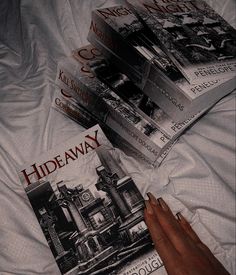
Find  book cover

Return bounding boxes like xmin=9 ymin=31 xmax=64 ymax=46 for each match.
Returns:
xmin=88 ymin=4 xmax=160 ymax=88
xmin=18 ymin=125 xmax=164 ymax=274
xmin=125 ymin=0 xmax=236 ymax=83
xmin=88 ymin=4 xmax=236 ymax=121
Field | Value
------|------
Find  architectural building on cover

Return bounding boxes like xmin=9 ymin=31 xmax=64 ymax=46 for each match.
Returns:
xmin=26 ymin=147 xmax=153 ymax=275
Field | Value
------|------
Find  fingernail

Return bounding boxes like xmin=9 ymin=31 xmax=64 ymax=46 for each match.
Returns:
xmin=145 ymin=200 xmax=154 ymax=215
xmin=147 ymin=192 xmax=158 ymax=206
xmin=176 ymin=213 xmax=188 ymax=224
xmin=176 ymin=212 xmax=183 ymax=221
xmin=157 ymin=197 xmax=169 ymax=211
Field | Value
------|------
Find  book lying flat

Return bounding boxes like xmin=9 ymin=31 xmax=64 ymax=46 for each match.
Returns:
xmin=18 ymin=124 xmax=164 ymax=275
xmin=125 ymin=0 xmax=236 ymax=83
xmin=52 ymin=87 xmax=175 ymax=167
xmin=88 ymin=4 xmax=236 ymax=121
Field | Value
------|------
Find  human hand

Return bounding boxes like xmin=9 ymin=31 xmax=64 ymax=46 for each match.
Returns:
xmin=144 ymin=193 xmax=229 ymax=275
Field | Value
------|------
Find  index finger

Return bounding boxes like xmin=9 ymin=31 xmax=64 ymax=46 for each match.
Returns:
xmin=144 ymin=200 xmax=180 ymax=272
xmin=148 ymin=193 xmax=195 ymax=254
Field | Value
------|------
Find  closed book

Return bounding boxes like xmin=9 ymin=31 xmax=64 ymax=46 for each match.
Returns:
xmin=88 ymin=4 xmax=236 ymax=121
xmin=126 ymin=0 xmax=236 ymax=83
xmin=17 ymin=124 xmax=165 ymax=274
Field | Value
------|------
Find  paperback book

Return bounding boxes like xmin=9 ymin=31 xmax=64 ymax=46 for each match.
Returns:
xmin=125 ymin=0 xmax=236 ymax=83
xmin=87 ymin=4 xmax=236 ymax=121
xmin=55 ymin=57 xmax=171 ymax=164
xmin=17 ymin=125 xmax=164 ymax=275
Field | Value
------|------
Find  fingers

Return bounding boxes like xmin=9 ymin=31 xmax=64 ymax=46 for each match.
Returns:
xmin=144 ymin=200 xmax=180 ymax=272
xmin=147 ymin=193 xmax=194 ymax=254
xmin=145 ymin=194 xmax=230 ymax=275
xmin=177 ymin=213 xmax=230 ymax=274
xmin=177 ymin=212 xmax=216 ymax=256
xmin=176 ymin=212 xmax=202 ymax=244
xmin=176 ymin=212 xmax=211 ymax=256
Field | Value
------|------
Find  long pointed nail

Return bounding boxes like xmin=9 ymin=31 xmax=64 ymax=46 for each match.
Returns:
xmin=147 ymin=192 xmax=158 ymax=206
xmin=145 ymin=200 xmax=154 ymax=215
xmin=157 ymin=197 xmax=169 ymax=211
xmin=176 ymin=212 xmax=183 ymax=221
xmin=176 ymin=213 xmax=188 ymax=224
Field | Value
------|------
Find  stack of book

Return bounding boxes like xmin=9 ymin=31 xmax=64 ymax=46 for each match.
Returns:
xmin=54 ymin=0 xmax=236 ymax=165
xmin=88 ymin=0 xmax=236 ymax=121
xmin=54 ymin=49 xmax=172 ymax=166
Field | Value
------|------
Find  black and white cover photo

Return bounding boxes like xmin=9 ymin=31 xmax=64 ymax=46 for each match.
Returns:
xmin=126 ymin=0 xmax=236 ymax=82
xmin=18 ymin=125 xmax=163 ymax=275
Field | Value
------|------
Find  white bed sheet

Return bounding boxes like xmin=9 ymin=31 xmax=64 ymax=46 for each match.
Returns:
xmin=0 ymin=0 xmax=235 ymax=274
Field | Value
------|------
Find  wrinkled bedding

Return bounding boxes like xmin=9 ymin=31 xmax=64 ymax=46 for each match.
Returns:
xmin=0 ymin=0 xmax=235 ymax=274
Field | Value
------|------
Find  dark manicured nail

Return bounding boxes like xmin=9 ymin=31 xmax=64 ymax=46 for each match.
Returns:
xmin=147 ymin=192 xmax=158 ymax=206
xmin=157 ymin=197 xmax=169 ymax=211
xmin=176 ymin=212 xmax=183 ymax=221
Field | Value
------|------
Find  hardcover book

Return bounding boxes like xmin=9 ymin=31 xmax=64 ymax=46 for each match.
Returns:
xmin=18 ymin=125 xmax=164 ymax=274
xmin=88 ymin=4 xmax=236 ymax=121
xmin=55 ymin=57 xmax=171 ymax=164
xmin=125 ymin=0 xmax=236 ymax=83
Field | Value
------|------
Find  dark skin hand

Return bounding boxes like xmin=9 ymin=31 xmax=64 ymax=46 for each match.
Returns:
xmin=144 ymin=193 xmax=230 ymax=275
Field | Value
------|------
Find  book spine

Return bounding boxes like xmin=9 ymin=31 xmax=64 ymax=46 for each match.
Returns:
xmin=136 ymin=105 xmax=206 ymax=139
xmin=106 ymin=124 xmax=175 ymax=167
xmin=100 ymin=125 xmax=158 ymax=166
xmin=55 ymin=65 xmax=171 ymax=164
xmin=159 ymin=109 xmax=207 ymax=138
